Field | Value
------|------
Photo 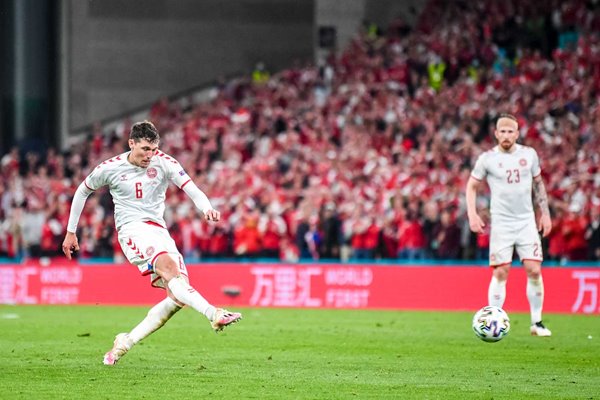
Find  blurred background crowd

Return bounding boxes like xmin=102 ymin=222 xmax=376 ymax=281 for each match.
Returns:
xmin=1 ymin=0 xmax=599 ymax=263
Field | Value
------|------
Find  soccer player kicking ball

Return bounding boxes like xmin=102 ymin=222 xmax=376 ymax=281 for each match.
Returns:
xmin=466 ymin=113 xmax=553 ymax=337
xmin=62 ymin=121 xmax=242 ymax=365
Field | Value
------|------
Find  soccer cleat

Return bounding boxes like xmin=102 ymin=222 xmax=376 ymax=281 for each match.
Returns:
xmin=211 ymin=308 xmax=242 ymax=332
xmin=530 ymin=321 xmax=552 ymax=337
xmin=103 ymin=333 xmax=133 ymax=365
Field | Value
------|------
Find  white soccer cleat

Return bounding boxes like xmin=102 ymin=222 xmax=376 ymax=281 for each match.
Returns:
xmin=530 ymin=321 xmax=552 ymax=337
xmin=103 ymin=333 xmax=133 ymax=365
xmin=211 ymin=308 xmax=242 ymax=332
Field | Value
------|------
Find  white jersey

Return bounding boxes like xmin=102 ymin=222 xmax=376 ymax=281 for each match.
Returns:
xmin=471 ymin=144 xmax=541 ymax=227
xmin=84 ymin=151 xmax=191 ymax=230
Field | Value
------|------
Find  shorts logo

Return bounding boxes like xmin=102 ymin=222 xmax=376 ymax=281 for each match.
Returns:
xmin=146 ymin=167 xmax=158 ymax=179
xmin=519 ymin=159 xmax=527 ymax=166
xmin=146 ymin=246 xmax=155 ymax=257
xmin=490 ymin=254 xmax=496 ymax=262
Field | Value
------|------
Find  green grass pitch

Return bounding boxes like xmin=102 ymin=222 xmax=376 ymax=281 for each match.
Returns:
xmin=1 ymin=305 xmax=598 ymax=399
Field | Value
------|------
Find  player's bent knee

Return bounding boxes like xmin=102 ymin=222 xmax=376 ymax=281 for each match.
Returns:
xmin=523 ymin=260 xmax=542 ymax=279
xmin=154 ymin=253 xmax=180 ymax=281
xmin=492 ymin=264 xmax=510 ymax=281
xmin=494 ymin=271 xmax=509 ymax=281
xmin=527 ymin=269 xmax=542 ymax=280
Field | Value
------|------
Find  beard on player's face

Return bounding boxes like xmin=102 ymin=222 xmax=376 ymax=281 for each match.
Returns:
xmin=495 ymin=130 xmax=517 ymax=151
xmin=500 ymin=139 xmax=514 ymax=150
xmin=495 ymin=118 xmax=519 ymax=151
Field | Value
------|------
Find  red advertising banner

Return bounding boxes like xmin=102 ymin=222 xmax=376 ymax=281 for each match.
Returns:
xmin=0 ymin=262 xmax=598 ymax=314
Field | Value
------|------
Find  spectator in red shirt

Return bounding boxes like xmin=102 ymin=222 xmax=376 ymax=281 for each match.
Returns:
xmin=206 ymin=224 xmax=231 ymax=259
xmin=398 ymin=211 xmax=426 ymax=260
xmin=547 ymin=208 xmax=566 ymax=262
xmin=380 ymin=213 xmax=399 ymax=259
xmin=347 ymin=212 xmax=368 ymax=260
xmin=351 ymin=215 xmax=380 ymax=260
xmin=562 ymin=205 xmax=589 ymax=261
xmin=258 ymin=205 xmax=287 ymax=259
xmin=279 ymin=236 xmax=299 ymax=262
xmin=233 ymin=212 xmax=262 ymax=258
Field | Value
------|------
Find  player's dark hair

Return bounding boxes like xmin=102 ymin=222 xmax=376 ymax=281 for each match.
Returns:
xmin=130 ymin=120 xmax=159 ymax=143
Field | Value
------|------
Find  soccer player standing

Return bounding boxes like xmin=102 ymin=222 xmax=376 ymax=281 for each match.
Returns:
xmin=62 ymin=121 xmax=242 ymax=364
xmin=466 ymin=114 xmax=553 ymax=336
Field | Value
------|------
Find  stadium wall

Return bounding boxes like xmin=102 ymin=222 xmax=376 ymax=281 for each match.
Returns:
xmin=1 ymin=262 xmax=598 ymax=315
xmin=68 ymin=0 xmax=315 ymax=131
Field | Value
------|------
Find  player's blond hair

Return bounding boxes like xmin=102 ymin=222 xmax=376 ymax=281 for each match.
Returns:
xmin=496 ymin=113 xmax=518 ymax=127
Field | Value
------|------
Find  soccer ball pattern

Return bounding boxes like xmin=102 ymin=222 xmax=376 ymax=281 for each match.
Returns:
xmin=472 ymin=306 xmax=510 ymax=342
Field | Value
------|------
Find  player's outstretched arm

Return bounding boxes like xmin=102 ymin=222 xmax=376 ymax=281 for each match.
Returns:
xmin=62 ymin=231 xmax=79 ymax=260
xmin=203 ymin=208 xmax=221 ymax=222
xmin=181 ymin=181 xmax=220 ymax=222
xmin=533 ymin=175 xmax=552 ymax=237
xmin=62 ymin=181 xmax=95 ymax=259
xmin=466 ymin=176 xmax=485 ymax=233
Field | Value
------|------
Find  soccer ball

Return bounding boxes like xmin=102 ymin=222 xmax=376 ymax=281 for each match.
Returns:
xmin=472 ymin=306 xmax=510 ymax=342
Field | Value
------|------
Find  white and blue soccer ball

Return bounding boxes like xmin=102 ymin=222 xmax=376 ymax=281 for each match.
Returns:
xmin=472 ymin=306 xmax=510 ymax=342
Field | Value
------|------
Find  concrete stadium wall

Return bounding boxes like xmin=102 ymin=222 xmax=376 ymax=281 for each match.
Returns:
xmin=68 ymin=0 xmax=314 ymax=131
xmin=364 ymin=0 xmax=424 ymax=27
xmin=315 ymin=0 xmax=425 ymax=68
xmin=66 ymin=0 xmax=426 ymax=134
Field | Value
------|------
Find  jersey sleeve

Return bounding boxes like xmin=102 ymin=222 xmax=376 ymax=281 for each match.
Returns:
xmin=84 ymin=164 xmax=109 ymax=190
xmin=471 ymin=153 xmax=487 ymax=181
xmin=531 ymin=148 xmax=541 ymax=178
xmin=164 ymin=156 xmax=192 ymax=189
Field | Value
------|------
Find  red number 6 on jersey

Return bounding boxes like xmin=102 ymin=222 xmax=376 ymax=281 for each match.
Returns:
xmin=135 ymin=182 xmax=143 ymax=199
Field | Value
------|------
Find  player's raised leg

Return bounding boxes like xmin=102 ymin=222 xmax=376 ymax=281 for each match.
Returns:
xmin=211 ymin=308 xmax=243 ymax=332
xmin=154 ymin=253 xmax=242 ymax=332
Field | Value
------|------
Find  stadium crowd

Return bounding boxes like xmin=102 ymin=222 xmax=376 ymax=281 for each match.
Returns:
xmin=1 ymin=0 xmax=599 ymax=263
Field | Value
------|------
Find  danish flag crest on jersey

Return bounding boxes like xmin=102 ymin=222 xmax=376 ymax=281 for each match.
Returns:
xmin=146 ymin=167 xmax=158 ymax=178
xmin=519 ymin=159 xmax=527 ymax=166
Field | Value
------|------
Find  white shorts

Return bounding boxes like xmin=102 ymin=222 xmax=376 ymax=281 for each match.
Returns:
xmin=117 ymin=221 xmax=188 ymax=289
xmin=489 ymin=221 xmax=543 ymax=266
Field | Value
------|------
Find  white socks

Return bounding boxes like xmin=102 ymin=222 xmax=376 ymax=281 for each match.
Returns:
xmin=124 ymin=276 xmax=218 ymax=350
xmin=527 ymin=276 xmax=544 ymax=324
xmin=128 ymin=297 xmax=181 ymax=344
xmin=488 ymin=274 xmax=544 ymax=324
xmin=488 ymin=276 xmax=506 ymax=307
xmin=167 ymin=275 xmax=216 ymax=321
